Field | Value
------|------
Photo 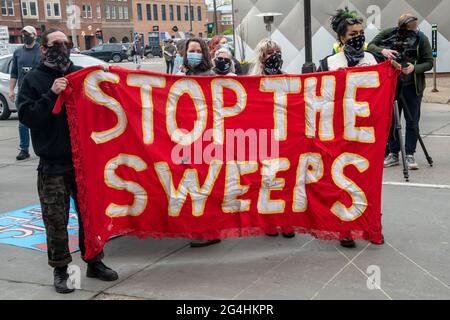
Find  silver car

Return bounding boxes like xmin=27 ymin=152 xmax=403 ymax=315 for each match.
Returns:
xmin=0 ymin=53 xmax=107 ymax=120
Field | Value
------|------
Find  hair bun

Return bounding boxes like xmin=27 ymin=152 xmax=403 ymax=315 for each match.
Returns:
xmin=330 ymin=7 xmax=360 ymax=33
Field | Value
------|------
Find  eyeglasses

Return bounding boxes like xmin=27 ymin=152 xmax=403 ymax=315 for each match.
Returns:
xmin=216 ymin=57 xmax=230 ymax=61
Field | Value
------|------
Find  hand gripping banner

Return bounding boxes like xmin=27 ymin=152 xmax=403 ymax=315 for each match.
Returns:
xmin=55 ymin=61 xmax=398 ymax=259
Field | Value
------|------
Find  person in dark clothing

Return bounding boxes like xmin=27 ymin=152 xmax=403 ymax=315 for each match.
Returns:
xmin=164 ymin=39 xmax=177 ymax=74
xmin=9 ymin=26 xmax=41 ymax=161
xmin=369 ymin=14 xmax=433 ymax=170
xmin=18 ymin=28 xmax=118 ymax=294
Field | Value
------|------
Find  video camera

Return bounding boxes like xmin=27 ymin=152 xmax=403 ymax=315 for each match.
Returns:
xmin=379 ymin=17 xmax=420 ymax=67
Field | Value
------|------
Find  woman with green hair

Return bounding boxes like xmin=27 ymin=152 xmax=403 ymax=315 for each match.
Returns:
xmin=318 ymin=7 xmax=379 ymax=71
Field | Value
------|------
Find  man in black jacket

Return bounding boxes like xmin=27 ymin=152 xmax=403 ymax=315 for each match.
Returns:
xmin=18 ymin=29 xmax=118 ymax=294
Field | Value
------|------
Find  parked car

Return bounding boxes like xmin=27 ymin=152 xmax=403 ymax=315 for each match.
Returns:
xmin=144 ymin=45 xmax=163 ymax=58
xmin=0 ymin=54 xmax=106 ymax=120
xmin=82 ymin=43 xmax=128 ymax=63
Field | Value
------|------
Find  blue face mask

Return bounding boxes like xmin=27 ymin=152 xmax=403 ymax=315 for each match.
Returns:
xmin=187 ymin=52 xmax=203 ymax=67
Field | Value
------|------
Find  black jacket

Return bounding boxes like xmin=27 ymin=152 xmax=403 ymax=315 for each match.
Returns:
xmin=18 ymin=63 xmax=82 ymax=174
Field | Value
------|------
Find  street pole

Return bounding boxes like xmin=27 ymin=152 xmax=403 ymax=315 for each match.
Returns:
xmin=301 ymin=0 xmax=316 ymax=73
xmin=189 ymin=0 xmax=193 ymax=33
xmin=18 ymin=0 xmax=24 ymax=28
xmin=231 ymin=0 xmax=236 ymax=50
xmin=213 ymin=0 xmax=219 ymax=35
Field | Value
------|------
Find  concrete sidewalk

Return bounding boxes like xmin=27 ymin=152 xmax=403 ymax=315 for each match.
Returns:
xmin=0 ymin=103 xmax=449 ymax=300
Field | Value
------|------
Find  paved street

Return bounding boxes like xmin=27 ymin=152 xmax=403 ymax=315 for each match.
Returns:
xmin=0 ymin=59 xmax=449 ymax=300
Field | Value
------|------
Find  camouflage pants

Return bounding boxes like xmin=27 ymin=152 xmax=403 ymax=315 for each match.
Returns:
xmin=37 ymin=171 xmax=104 ymax=268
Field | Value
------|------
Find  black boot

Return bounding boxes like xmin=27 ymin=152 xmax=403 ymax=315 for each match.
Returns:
xmin=190 ymin=239 xmax=221 ymax=248
xmin=340 ymin=239 xmax=356 ymax=248
xmin=265 ymin=233 xmax=279 ymax=237
xmin=87 ymin=261 xmax=119 ymax=281
xmin=282 ymin=232 xmax=296 ymax=238
xmin=53 ymin=266 xmax=75 ymax=294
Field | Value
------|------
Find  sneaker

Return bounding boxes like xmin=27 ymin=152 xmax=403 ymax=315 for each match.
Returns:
xmin=340 ymin=239 xmax=356 ymax=248
xmin=53 ymin=266 xmax=75 ymax=294
xmin=384 ymin=153 xmax=399 ymax=168
xmin=190 ymin=239 xmax=221 ymax=248
xmin=86 ymin=261 xmax=119 ymax=281
xmin=406 ymin=155 xmax=419 ymax=170
xmin=16 ymin=150 xmax=30 ymax=161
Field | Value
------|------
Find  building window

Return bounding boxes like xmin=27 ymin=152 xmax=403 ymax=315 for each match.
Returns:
xmin=146 ymin=3 xmax=150 ymax=21
xmin=136 ymin=3 xmax=142 ymax=21
xmin=190 ymin=5 xmax=194 ymax=21
xmin=124 ymin=6 xmax=128 ymax=19
xmin=118 ymin=6 xmax=123 ymax=19
xmin=176 ymin=5 xmax=181 ymax=21
xmin=21 ymin=0 xmax=38 ymax=17
xmin=153 ymin=4 xmax=158 ymax=20
xmin=87 ymin=4 xmax=92 ymax=18
xmin=45 ymin=0 xmax=61 ymax=18
xmin=184 ymin=5 xmax=188 ymax=21
xmin=161 ymin=4 xmax=166 ymax=21
xmin=111 ymin=5 xmax=116 ymax=19
xmin=96 ymin=3 xmax=101 ymax=18
xmin=169 ymin=5 xmax=174 ymax=21
xmin=1 ymin=0 xmax=14 ymax=16
xmin=197 ymin=6 xmax=202 ymax=21
xmin=106 ymin=4 xmax=110 ymax=19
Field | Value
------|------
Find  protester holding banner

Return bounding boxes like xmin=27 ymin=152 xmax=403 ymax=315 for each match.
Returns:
xmin=248 ymin=38 xmax=295 ymax=238
xmin=213 ymin=48 xmax=236 ymax=76
xmin=318 ymin=8 xmax=381 ymax=248
xmin=318 ymin=7 xmax=379 ymax=72
xmin=369 ymin=14 xmax=433 ymax=170
xmin=178 ymin=37 xmax=220 ymax=247
xmin=17 ymin=29 xmax=118 ymax=294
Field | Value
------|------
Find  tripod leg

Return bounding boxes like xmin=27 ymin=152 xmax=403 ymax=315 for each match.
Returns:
xmin=394 ymin=101 xmax=409 ymax=181
xmin=399 ymin=91 xmax=433 ymax=167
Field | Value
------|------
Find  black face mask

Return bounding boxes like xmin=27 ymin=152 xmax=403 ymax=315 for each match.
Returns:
xmin=346 ymin=34 xmax=365 ymax=52
xmin=214 ymin=57 xmax=232 ymax=75
xmin=43 ymin=44 xmax=71 ymax=72
xmin=344 ymin=34 xmax=365 ymax=67
xmin=23 ymin=35 xmax=34 ymax=45
xmin=264 ymin=53 xmax=283 ymax=75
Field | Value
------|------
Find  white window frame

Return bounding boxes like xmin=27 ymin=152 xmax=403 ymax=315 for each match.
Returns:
xmin=21 ymin=0 xmax=39 ymax=18
xmin=118 ymin=6 xmax=123 ymax=19
xmin=96 ymin=3 xmax=101 ymax=18
xmin=111 ymin=6 xmax=116 ymax=19
xmin=105 ymin=5 xmax=110 ymax=19
xmin=45 ymin=0 xmax=61 ymax=18
xmin=123 ymin=6 xmax=128 ymax=19
xmin=87 ymin=4 xmax=92 ymax=18
xmin=1 ymin=0 xmax=15 ymax=16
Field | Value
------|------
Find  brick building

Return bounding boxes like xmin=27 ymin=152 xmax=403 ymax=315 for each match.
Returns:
xmin=0 ymin=0 xmax=133 ymax=50
xmin=132 ymin=0 xmax=207 ymax=47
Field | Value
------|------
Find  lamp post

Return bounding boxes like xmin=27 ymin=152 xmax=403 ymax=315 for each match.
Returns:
xmin=301 ymin=0 xmax=316 ymax=73
xmin=18 ymin=0 xmax=24 ymax=28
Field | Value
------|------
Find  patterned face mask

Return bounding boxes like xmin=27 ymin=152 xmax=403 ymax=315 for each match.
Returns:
xmin=214 ymin=57 xmax=232 ymax=75
xmin=43 ymin=43 xmax=71 ymax=72
xmin=346 ymin=34 xmax=365 ymax=52
xmin=264 ymin=52 xmax=283 ymax=75
xmin=344 ymin=34 xmax=365 ymax=67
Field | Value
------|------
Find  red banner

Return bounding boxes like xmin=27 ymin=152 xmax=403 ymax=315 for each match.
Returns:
xmin=56 ymin=61 xmax=398 ymax=259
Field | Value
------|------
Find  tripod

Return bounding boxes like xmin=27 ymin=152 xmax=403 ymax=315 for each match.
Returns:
xmin=392 ymin=80 xmax=433 ymax=182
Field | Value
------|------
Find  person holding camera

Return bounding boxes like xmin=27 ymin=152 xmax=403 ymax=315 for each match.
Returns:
xmin=368 ymin=14 xmax=433 ymax=170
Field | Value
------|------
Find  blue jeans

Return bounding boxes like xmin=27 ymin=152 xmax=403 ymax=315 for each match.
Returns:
xmin=16 ymin=100 xmax=30 ymax=152
xmin=388 ymin=83 xmax=422 ymax=155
